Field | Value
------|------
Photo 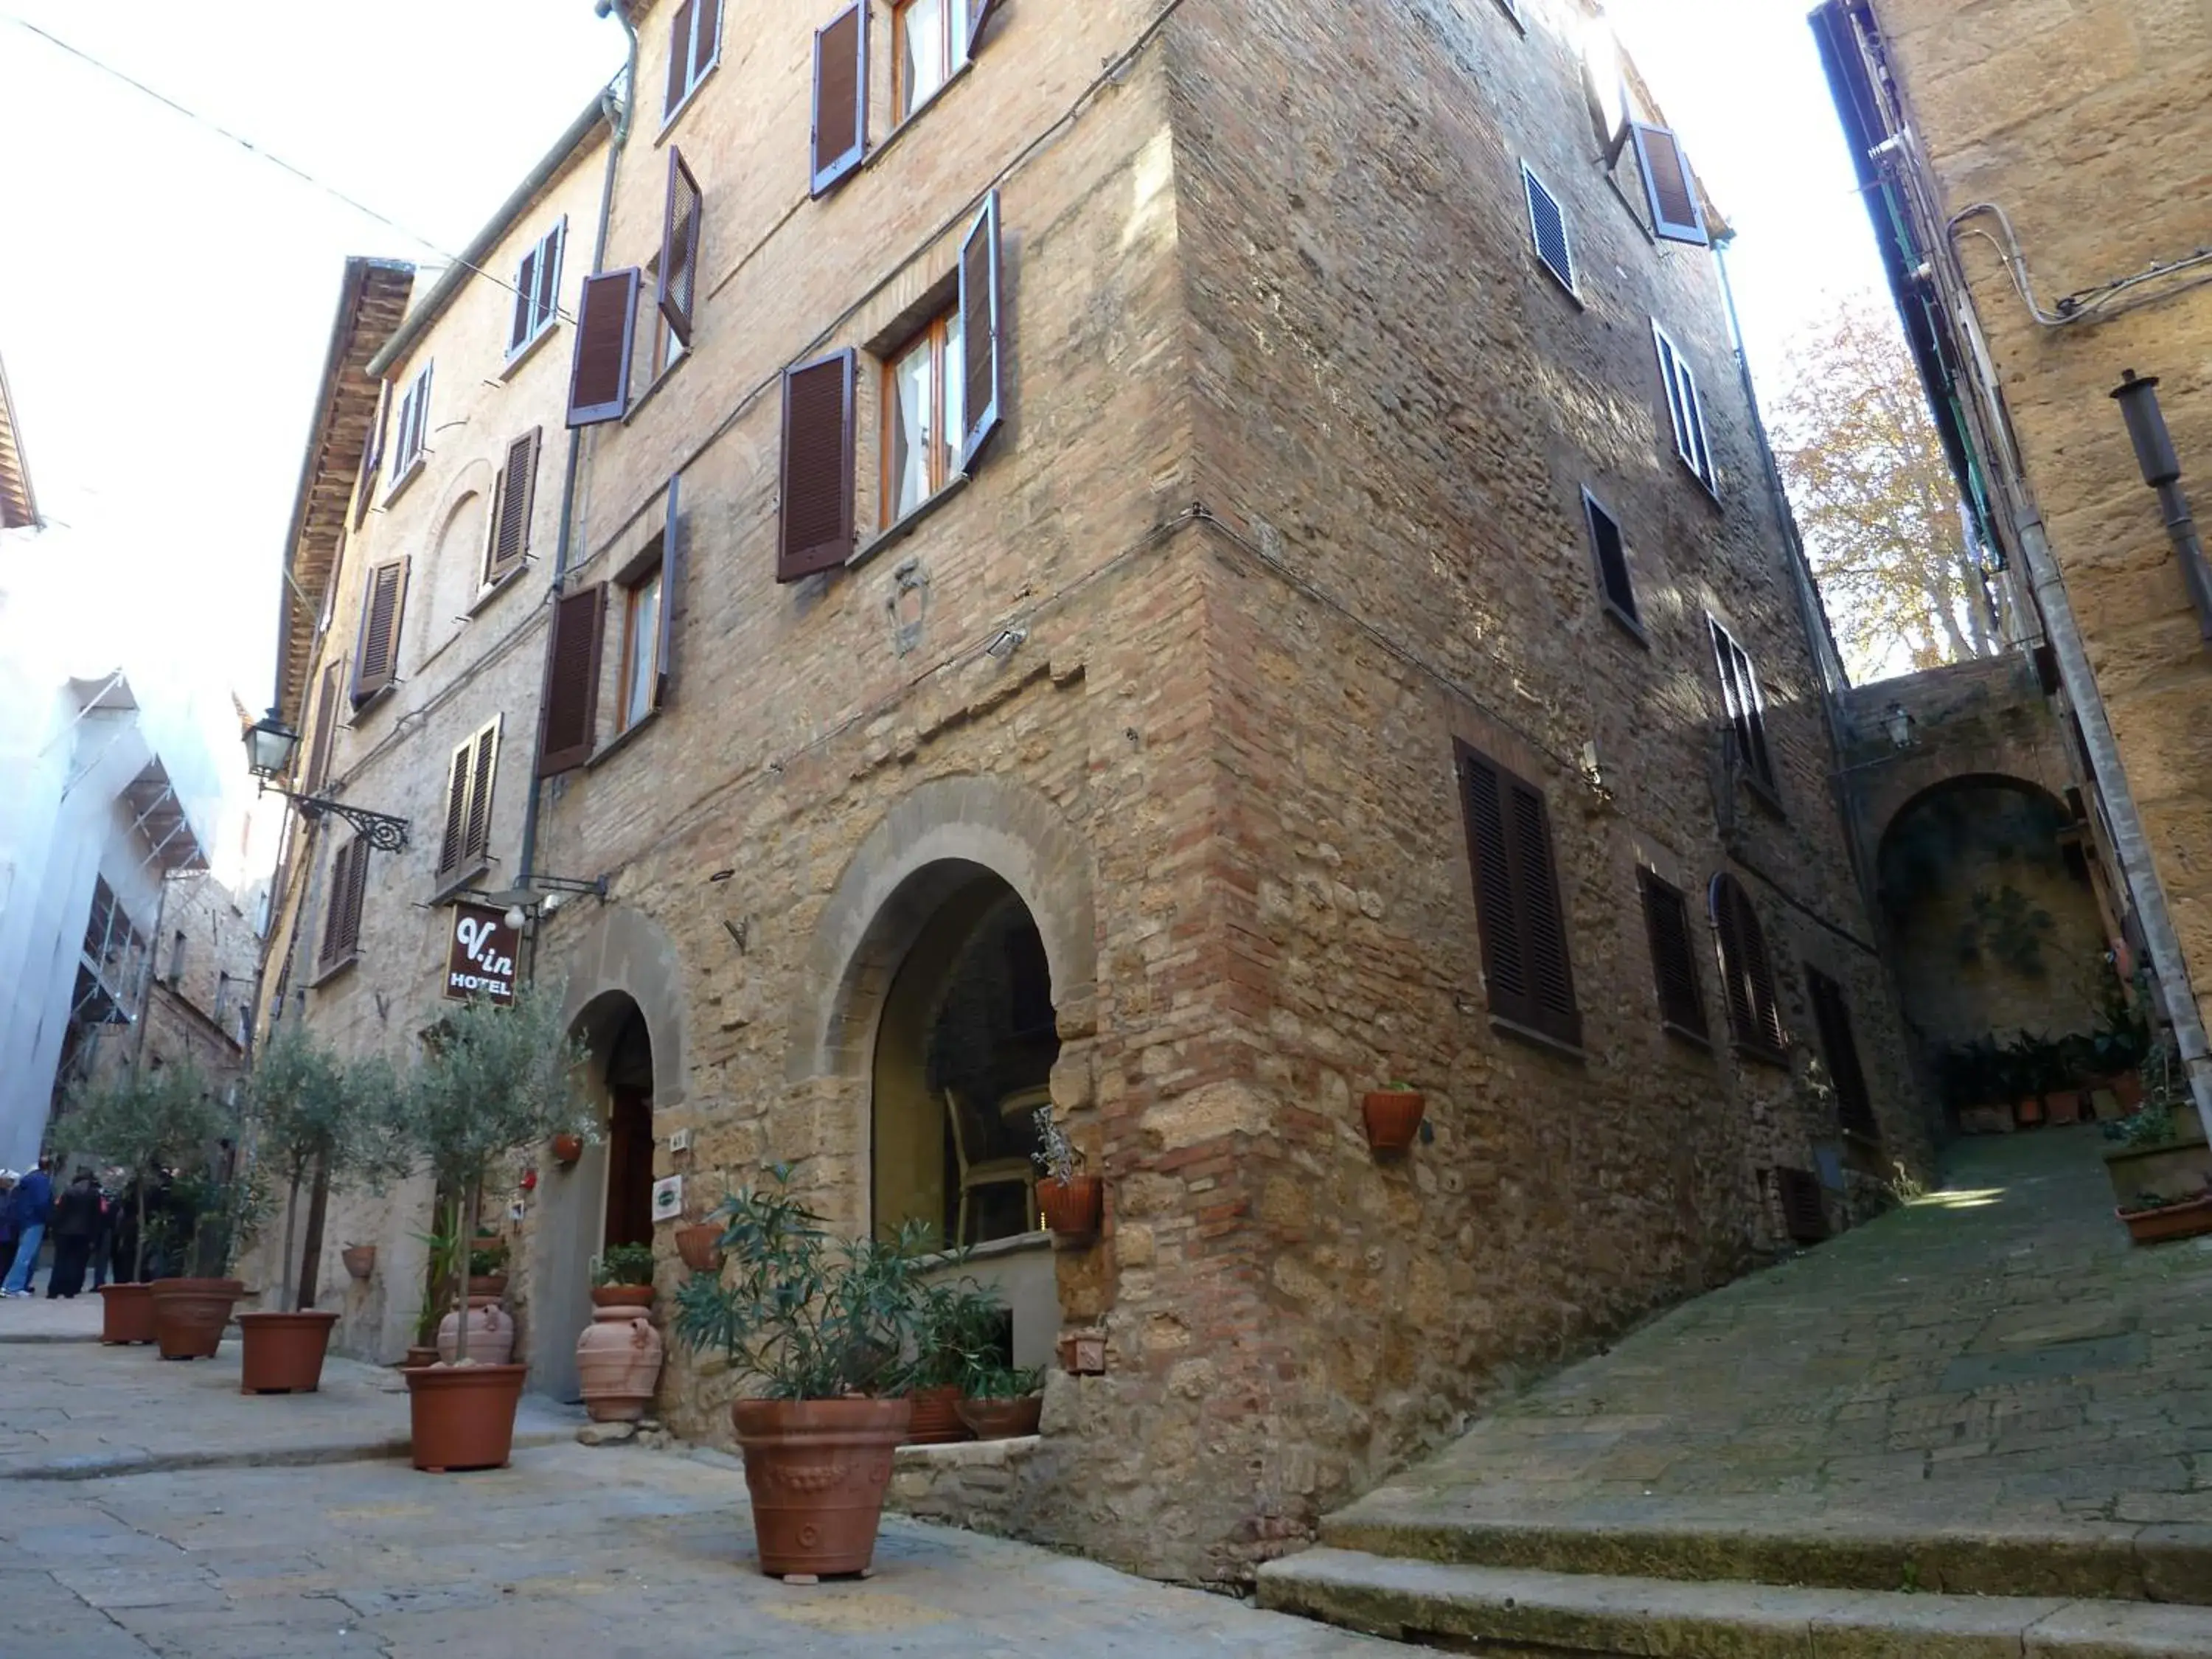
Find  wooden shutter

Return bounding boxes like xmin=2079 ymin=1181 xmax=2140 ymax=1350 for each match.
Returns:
xmin=538 ymin=584 xmax=606 ymax=776
xmin=1457 ymin=743 xmax=1581 ymax=1047
xmin=350 ymin=559 xmax=407 ymax=704
xmin=462 ymin=723 xmax=498 ymax=866
xmin=436 ymin=742 xmax=473 ymax=876
xmin=665 ymin=0 xmax=697 ymax=114
xmin=1711 ymin=874 xmax=1785 ymax=1059
xmin=964 ymin=0 xmax=1001 ymax=60
xmin=567 ymin=268 xmax=640 ymax=428
xmin=1584 ymin=491 xmax=1637 ymax=623
xmin=659 ymin=149 xmax=703 ymax=346
xmin=958 ymin=190 xmax=1004 ymax=471
xmin=778 ymin=349 xmax=856 ymax=582
xmin=1807 ymin=968 xmax=1877 ymax=1137
xmin=1631 ymin=122 xmax=1708 ymax=246
xmin=655 ymin=474 xmax=681 ymax=709
xmin=354 ymin=383 xmax=388 ymax=528
xmin=487 ymin=428 xmax=540 ymax=582
xmin=305 ymin=661 xmax=342 ymax=791
xmin=321 ymin=837 xmax=369 ymax=969
xmin=1639 ymin=870 xmax=1707 ymax=1039
xmin=1523 ymin=166 xmax=1574 ymax=292
xmin=1710 ymin=622 xmax=1776 ymax=792
xmin=811 ymin=2 xmax=868 ymax=197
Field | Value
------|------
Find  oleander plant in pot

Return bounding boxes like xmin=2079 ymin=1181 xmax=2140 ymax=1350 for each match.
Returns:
xmin=956 ymin=1359 xmax=1046 ymax=1441
xmin=63 ymin=1062 xmax=226 ymax=1348
xmin=235 ymin=1023 xmax=405 ymax=1394
xmin=905 ymin=1270 xmax=1007 ymax=1446
xmin=672 ymin=1164 xmax=936 ymax=1580
xmin=577 ymin=1242 xmax=664 ymax=1423
xmin=397 ymin=984 xmax=593 ymax=1472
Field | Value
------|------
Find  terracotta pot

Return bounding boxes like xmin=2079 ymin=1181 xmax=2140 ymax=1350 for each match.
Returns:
xmin=405 ymin=1344 xmax=439 ymax=1370
xmin=405 ymin=1363 xmax=528 ymax=1472
xmin=2119 ymin=1194 xmax=2212 ymax=1246
xmin=591 ymin=1284 xmax=654 ymax=1310
xmin=2046 ymin=1088 xmax=2083 ymax=1126
xmin=1037 ymin=1175 xmax=1104 ymax=1241
xmin=957 ymin=1395 xmax=1044 ymax=1440
xmin=341 ymin=1245 xmax=376 ymax=1282
xmin=675 ymin=1222 xmax=723 ymax=1273
xmin=1361 ymin=1089 xmax=1427 ymax=1153
xmin=577 ymin=1302 xmax=664 ymax=1423
xmin=2111 ymin=1071 xmax=2146 ymax=1110
xmin=237 ymin=1310 xmax=340 ymax=1394
xmin=466 ymin=1273 xmax=508 ymax=1299
xmin=551 ymin=1133 xmax=585 ymax=1167
xmin=904 ymin=1384 xmax=971 ymax=1445
xmin=731 ymin=1397 xmax=912 ymax=1579
xmin=2014 ymin=1094 xmax=2046 ymax=1127
xmin=97 ymin=1281 xmax=157 ymax=1345
xmin=150 ymin=1279 xmax=246 ymax=1360
xmin=437 ymin=1298 xmax=515 ymax=1366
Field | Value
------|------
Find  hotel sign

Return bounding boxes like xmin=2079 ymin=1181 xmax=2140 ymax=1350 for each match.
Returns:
xmin=444 ymin=903 xmax=520 ymax=1004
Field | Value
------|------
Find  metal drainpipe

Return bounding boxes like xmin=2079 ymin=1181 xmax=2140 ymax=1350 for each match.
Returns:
xmin=515 ymin=0 xmax=638 ymax=890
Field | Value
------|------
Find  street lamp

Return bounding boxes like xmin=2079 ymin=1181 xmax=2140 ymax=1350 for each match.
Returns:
xmin=243 ymin=707 xmax=412 ymax=853
xmin=1883 ymin=703 xmax=1916 ymax=749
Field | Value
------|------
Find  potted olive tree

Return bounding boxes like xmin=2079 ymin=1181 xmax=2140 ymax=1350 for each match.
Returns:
xmin=397 ymin=985 xmax=592 ymax=1472
xmin=672 ymin=1165 xmax=934 ymax=1579
xmin=235 ymin=1023 xmax=404 ymax=1393
xmin=65 ymin=1062 xmax=224 ymax=1347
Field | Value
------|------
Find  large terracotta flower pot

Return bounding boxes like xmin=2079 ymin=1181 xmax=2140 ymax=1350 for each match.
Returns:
xmin=904 ymin=1383 xmax=970 ymax=1445
xmin=731 ymin=1397 xmax=912 ymax=1579
xmin=436 ymin=1297 xmax=515 ymax=1366
xmin=675 ymin=1223 xmax=723 ymax=1273
xmin=466 ymin=1273 xmax=508 ymax=1299
xmin=150 ymin=1279 xmax=246 ymax=1360
xmin=97 ymin=1282 xmax=157 ymax=1345
xmin=956 ymin=1395 xmax=1043 ymax=1440
xmin=1360 ymin=1089 xmax=1427 ymax=1153
xmin=405 ymin=1363 xmax=528 ymax=1471
xmin=1037 ymin=1175 xmax=1103 ymax=1242
xmin=577 ymin=1288 xmax=663 ymax=1423
xmin=237 ymin=1310 xmax=340 ymax=1394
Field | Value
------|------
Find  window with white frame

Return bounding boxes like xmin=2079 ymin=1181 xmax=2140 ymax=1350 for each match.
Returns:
xmin=509 ymin=219 xmax=565 ymax=360
xmin=1652 ymin=322 xmax=1715 ymax=494
xmin=389 ymin=364 xmax=434 ymax=491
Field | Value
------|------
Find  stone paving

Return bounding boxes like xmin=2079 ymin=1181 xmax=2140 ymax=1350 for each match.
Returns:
xmin=0 ymin=1315 xmax=1388 ymax=1654
xmin=1324 ymin=1122 xmax=2212 ymax=1593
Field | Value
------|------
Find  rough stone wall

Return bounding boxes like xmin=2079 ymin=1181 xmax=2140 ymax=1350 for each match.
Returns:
xmin=1868 ymin=0 xmax=2212 ymax=1040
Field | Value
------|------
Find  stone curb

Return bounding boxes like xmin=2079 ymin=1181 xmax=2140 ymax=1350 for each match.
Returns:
xmin=1258 ymin=1546 xmax=2212 ymax=1657
xmin=0 ymin=1425 xmax=573 ymax=1482
xmin=0 ymin=1332 xmax=104 ymax=1345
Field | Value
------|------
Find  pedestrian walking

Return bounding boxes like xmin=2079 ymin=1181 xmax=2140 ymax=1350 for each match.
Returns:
xmin=1 ymin=1158 xmax=55 ymax=1297
xmin=44 ymin=1169 xmax=103 ymax=1299
xmin=0 ymin=1171 xmax=18 ymax=1290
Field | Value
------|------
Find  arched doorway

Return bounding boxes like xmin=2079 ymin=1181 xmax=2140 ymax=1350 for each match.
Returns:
xmin=872 ymin=867 xmax=1060 ymax=1245
xmin=1877 ymin=776 xmax=2118 ymax=1067
xmin=531 ymin=990 xmax=656 ymax=1400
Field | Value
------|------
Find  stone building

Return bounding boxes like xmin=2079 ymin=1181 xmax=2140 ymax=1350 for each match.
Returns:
xmin=258 ymin=0 xmax=1926 ymax=1584
xmin=1815 ymin=0 xmax=2212 ymax=1133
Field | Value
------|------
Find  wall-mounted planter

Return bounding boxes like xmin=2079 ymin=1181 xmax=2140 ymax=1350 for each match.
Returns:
xmin=1361 ymin=1089 xmax=1427 ymax=1154
xmin=551 ymin=1133 xmax=585 ymax=1167
xmin=1038 ymin=1175 xmax=1104 ymax=1242
xmin=341 ymin=1245 xmax=376 ymax=1282
xmin=675 ymin=1222 xmax=724 ymax=1274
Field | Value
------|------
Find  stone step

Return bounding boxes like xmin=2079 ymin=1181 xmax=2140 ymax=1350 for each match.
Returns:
xmin=1257 ymin=1545 xmax=2212 ymax=1657
xmin=1320 ymin=1507 xmax=2212 ymax=1604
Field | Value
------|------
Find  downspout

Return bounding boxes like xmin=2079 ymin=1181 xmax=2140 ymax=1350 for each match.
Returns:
xmin=515 ymin=0 xmax=638 ymax=890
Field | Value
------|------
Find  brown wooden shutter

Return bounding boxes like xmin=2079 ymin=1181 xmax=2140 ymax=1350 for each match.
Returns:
xmin=811 ymin=2 xmax=868 ymax=197
xmin=305 ymin=661 xmax=342 ymax=792
xmin=778 ymin=349 xmax=856 ymax=582
xmin=1711 ymin=874 xmax=1785 ymax=1059
xmin=354 ymin=383 xmax=388 ymax=528
xmin=567 ymin=268 xmax=641 ymax=427
xmin=437 ymin=742 xmax=472 ymax=876
xmin=1639 ymin=869 xmax=1707 ymax=1039
xmin=487 ymin=428 xmax=540 ymax=582
xmin=655 ymin=473 xmax=681 ymax=709
xmin=350 ymin=559 xmax=407 ymax=704
xmin=659 ymin=149 xmax=703 ymax=346
xmin=538 ymin=584 xmax=606 ymax=776
xmin=965 ymin=0 xmax=1001 ymax=58
xmin=1461 ymin=749 xmax=1531 ymax=1026
xmin=537 ymin=222 xmax=563 ymax=332
xmin=1806 ymin=967 xmax=1877 ymax=1137
xmin=1509 ymin=777 xmax=1581 ymax=1045
xmin=321 ymin=837 xmax=369 ymax=969
xmin=462 ymin=723 xmax=498 ymax=866
xmin=665 ymin=0 xmax=697 ymax=114
xmin=1630 ymin=122 xmax=1708 ymax=246
xmin=958 ymin=190 xmax=1004 ymax=471
xmin=1457 ymin=743 xmax=1581 ymax=1046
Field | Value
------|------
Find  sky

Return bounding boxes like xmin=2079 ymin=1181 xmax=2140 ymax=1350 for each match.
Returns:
xmin=0 ymin=0 xmax=1896 ymax=884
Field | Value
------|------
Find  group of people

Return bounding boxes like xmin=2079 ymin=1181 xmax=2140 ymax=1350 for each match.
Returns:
xmin=0 ymin=1158 xmax=170 ymax=1299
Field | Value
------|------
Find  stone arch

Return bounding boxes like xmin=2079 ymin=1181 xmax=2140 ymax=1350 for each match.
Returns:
xmin=554 ymin=903 xmax=689 ymax=1111
xmin=787 ymin=773 xmax=1096 ymax=1083
xmin=410 ymin=464 xmax=497 ymax=673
